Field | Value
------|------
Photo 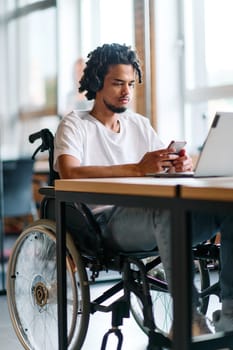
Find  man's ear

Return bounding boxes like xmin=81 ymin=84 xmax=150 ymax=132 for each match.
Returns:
xmin=89 ymin=77 xmax=101 ymax=92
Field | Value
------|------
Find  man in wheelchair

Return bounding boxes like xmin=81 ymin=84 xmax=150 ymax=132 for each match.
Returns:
xmin=53 ymin=42 xmax=233 ymax=337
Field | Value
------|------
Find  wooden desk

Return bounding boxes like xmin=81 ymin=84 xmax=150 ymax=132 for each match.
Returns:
xmin=55 ymin=177 xmax=181 ymax=349
xmin=181 ymin=177 xmax=233 ymax=201
xmin=55 ymin=177 xmax=233 ymax=350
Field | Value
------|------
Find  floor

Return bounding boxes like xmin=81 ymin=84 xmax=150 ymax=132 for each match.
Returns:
xmin=0 ymin=261 xmax=224 ymax=350
xmin=0 ymin=230 xmax=225 ymax=349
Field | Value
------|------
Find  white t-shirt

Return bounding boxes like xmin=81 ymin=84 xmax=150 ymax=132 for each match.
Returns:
xmin=54 ymin=109 xmax=164 ymax=170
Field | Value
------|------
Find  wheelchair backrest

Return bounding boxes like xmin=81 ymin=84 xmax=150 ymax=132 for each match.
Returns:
xmin=29 ymin=128 xmax=104 ymax=256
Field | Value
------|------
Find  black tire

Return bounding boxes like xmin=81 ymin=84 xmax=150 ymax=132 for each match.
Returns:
xmin=7 ymin=219 xmax=90 ymax=350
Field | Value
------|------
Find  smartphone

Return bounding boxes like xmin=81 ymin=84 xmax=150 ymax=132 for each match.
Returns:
xmin=167 ymin=140 xmax=187 ymax=154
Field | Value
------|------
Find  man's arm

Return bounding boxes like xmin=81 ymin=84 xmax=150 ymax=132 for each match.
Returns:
xmin=56 ymin=148 xmax=180 ymax=179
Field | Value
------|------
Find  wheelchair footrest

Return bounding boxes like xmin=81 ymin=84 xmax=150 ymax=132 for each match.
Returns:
xmin=100 ymin=328 xmax=123 ymax=350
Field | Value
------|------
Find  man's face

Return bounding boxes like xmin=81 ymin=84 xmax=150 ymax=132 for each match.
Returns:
xmin=97 ymin=64 xmax=136 ymax=113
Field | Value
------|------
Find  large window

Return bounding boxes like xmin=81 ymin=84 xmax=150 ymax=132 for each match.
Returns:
xmin=154 ymin=0 xmax=233 ymax=154
xmin=1 ymin=0 xmax=137 ymax=159
xmin=2 ymin=1 xmax=232 ymax=157
xmin=0 ymin=0 xmax=57 ymax=160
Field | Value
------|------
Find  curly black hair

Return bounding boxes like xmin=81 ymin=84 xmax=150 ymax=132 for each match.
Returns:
xmin=79 ymin=43 xmax=142 ymax=100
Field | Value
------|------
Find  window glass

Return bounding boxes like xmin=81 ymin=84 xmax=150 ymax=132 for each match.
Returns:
xmin=0 ymin=2 xmax=6 ymax=14
xmin=205 ymin=0 xmax=233 ymax=87
xmin=153 ymin=0 xmax=183 ymax=145
xmin=183 ymin=0 xmax=233 ymax=153
xmin=6 ymin=20 xmax=18 ymax=118
xmin=99 ymin=0 xmax=134 ymax=45
xmin=57 ymin=0 xmax=82 ymax=116
xmin=1 ymin=4 xmax=57 ymax=159
xmin=184 ymin=0 xmax=233 ymax=90
xmin=80 ymin=0 xmax=134 ymax=57
xmin=18 ymin=7 xmax=57 ymax=119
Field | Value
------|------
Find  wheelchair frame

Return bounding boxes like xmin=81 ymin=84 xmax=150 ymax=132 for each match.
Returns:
xmin=6 ymin=128 xmax=221 ymax=350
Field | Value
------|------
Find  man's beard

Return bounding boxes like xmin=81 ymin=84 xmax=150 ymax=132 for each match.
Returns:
xmin=103 ymin=99 xmax=127 ymax=113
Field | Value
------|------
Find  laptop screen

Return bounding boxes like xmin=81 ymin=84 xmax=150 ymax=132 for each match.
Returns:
xmin=194 ymin=112 xmax=233 ymax=177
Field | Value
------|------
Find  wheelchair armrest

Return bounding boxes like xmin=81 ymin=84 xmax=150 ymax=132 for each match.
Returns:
xmin=39 ymin=186 xmax=55 ymax=198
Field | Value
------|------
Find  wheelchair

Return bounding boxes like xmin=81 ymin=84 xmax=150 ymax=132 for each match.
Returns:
xmin=6 ymin=128 xmax=221 ymax=350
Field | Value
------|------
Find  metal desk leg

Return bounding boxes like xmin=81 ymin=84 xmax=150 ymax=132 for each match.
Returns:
xmin=56 ymin=198 xmax=68 ymax=349
xmin=172 ymin=201 xmax=193 ymax=350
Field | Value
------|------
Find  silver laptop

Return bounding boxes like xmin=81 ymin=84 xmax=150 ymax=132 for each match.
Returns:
xmin=149 ymin=112 xmax=233 ymax=178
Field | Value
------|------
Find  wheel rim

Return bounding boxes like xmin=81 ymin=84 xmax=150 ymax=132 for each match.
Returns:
xmin=7 ymin=222 xmax=88 ymax=350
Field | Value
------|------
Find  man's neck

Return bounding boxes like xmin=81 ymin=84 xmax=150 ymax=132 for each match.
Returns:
xmin=90 ymin=107 xmax=120 ymax=133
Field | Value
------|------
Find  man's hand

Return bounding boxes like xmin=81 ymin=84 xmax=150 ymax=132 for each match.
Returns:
xmin=169 ymin=149 xmax=193 ymax=172
xmin=137 ymin=148 xmax=179 ymax=175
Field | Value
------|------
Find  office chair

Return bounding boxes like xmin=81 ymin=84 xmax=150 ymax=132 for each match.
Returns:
xmin=3 ymin=158 xmax=37 ymax=220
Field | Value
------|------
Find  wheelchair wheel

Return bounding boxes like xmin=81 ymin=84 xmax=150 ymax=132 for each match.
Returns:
xmin=130 ymin=261 xmax=172 ymax=335
xmin=130 ymin=258 xmax=210 ymax=336
xmin=7 ymin=219 xmax=90 ymax=350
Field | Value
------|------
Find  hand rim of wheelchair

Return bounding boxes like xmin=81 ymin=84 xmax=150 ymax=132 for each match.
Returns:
xmin=7 ymin=219 xmax=90 ymax=350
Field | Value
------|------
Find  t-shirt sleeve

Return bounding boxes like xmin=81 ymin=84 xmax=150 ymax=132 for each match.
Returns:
xmin=53 ymin=113 xmax=84 ymax=171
